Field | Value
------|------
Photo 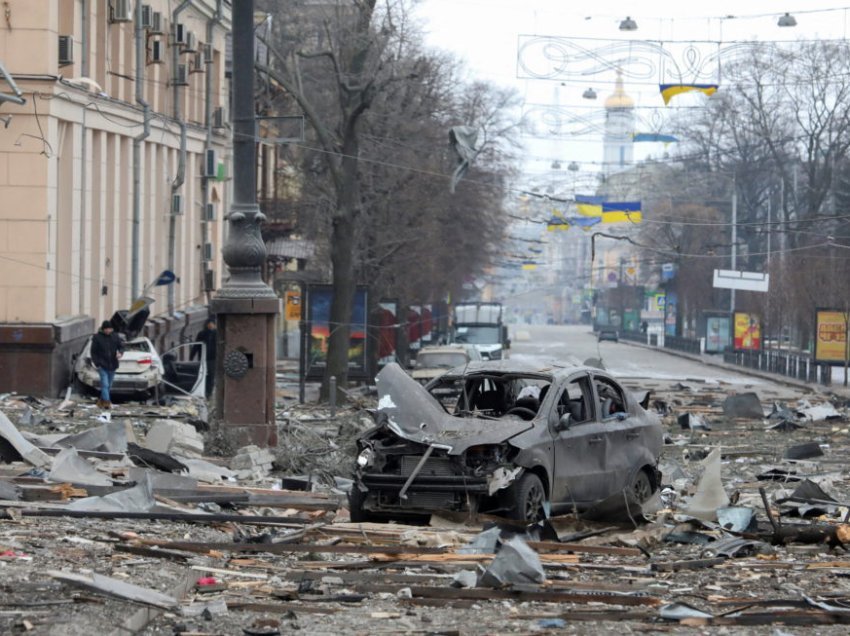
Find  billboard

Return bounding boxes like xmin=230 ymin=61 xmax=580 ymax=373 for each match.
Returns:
xmin=815 ymin=309 xmax=849 ymax=364
xmin=733 ymin=313 xmax=761 ymax=350
xmin=376 ymin=300 xmax=399 ymax=366
xmin=705 ymin=315 xmax=731 ymax=353
xmin=306 ymin=285 xmax=368 ymax=380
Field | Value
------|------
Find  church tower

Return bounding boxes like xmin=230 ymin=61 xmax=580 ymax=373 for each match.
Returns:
xmin=603 ymin=71 xmax=635 ymax=177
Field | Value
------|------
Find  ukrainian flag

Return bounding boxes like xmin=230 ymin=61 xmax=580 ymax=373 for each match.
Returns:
xmin=547 ymin=209 xmax=570 ymax=231
xmin=575 ymin=194 xmax=605 ymax=217
xmin=601 ymin=201 xmax=642 ymax=224
xmin=659 ymin=84 xmax=718 ymax=105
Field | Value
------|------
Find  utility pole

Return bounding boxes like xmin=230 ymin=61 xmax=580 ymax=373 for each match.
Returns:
xmin=730 ymin=182 xmax=737 ymax=314
xmin=210 ymin=0 xmax=280 ymax=448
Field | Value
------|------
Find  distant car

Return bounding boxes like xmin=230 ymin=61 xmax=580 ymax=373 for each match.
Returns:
xmin=73 ymin=308 xmax=206 ymax=399
xmin=351 ymin=360 xmax=663 ymax=523
xmin=410 ymin=345 xmax=480 ymax=385
xmin=598 ymin=328 xmax=619 ymax=342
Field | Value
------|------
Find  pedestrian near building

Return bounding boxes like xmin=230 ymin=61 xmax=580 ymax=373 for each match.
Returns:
xmin=194 ymin=317 xmax=217 ymax=398
xmin=91 ymin=320 xmax=123 ymax=409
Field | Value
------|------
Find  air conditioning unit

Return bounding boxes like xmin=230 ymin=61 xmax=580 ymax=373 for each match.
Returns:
xmin=203 ymin=149 xmax=217 ymax=177
xmin=212 ymin=107 xmax=226 ymax=129
xmin=148 ymin=39 xmax=163 ymax=64
xmin=174 ymin=64 xmax=188 ymax=86
xmin=58 ymin=35 xmax=74 ymax=66
xmin=203 ymin=269 xmax=215 ymax=291
xmin=190 ymin=52 xmax=205 ymax=73
xmin=171 ymin=193 xmax=183 ymax=215
xmin=150 ymin=11 xmax=163 ymax=34
xmin=202 ymin=243 xmax=213 ymax=261
xmin=110 ymin=0 xmax=133 ymax=23
xmin=204 ymin=203 xmax=216 ymax=221
xmin=183 ymin=31 xmax=197 ymax=53
xmin=140 ymin=4 xmax=152 ymax=29
xmin=203 ymin=43 xmax=213 ymax=63
xmin=174 ymin=22 xmax=186 ymax=45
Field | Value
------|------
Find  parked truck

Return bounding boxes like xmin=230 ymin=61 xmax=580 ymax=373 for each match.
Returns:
xmin=451 ymin=302 xmax=510 ymax=360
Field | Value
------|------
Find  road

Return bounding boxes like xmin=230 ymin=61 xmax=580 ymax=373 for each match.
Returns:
xmin=509 ymin=324 xmax=802 ymax=398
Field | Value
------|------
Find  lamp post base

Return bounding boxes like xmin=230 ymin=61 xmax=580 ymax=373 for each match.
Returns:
xmin=210 ymin=297 xmax=280 ymax=448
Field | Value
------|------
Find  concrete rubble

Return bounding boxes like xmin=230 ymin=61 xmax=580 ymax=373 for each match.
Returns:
xmin=4 ymin=372 xmax=850 ymax=633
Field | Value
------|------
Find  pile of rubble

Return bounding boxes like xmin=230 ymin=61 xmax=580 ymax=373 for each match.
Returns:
xmin=3 ymin=380 xmax=850 ymax=633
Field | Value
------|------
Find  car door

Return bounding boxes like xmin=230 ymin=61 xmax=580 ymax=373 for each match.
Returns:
xmin=549 ymin=373 xmax=610 ymax=507
xmin=591 ymin=373 xmax=638 ymax=495
xmin=160 ymin=342 xmax=206 ymax=398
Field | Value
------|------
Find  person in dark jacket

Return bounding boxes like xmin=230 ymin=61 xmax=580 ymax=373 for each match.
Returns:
xmin=194 ymin=318 xmax=217 ymax=398
xmin=90 ymin=320 xmax=123 ymax=409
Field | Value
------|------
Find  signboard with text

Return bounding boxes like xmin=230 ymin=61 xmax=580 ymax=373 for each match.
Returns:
xmin=815 ymin=309 xmax=849 ymax=365
xmin=733 ymin=312 xmax=761 ymax=350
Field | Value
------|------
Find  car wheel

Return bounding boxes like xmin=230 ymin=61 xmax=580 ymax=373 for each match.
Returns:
xmin=631 ymin=469 xmax=653 ymax=503
xmin=508 ymin=472 xmax=546 ymax=522
xmin=348 ymin=487 xmax=381 ymax=523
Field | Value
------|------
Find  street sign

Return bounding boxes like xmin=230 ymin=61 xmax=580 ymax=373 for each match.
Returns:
xmin=713 ymin=269 xmax=769 ymax=292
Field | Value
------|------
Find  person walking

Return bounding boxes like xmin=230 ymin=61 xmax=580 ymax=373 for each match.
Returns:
xmin=91 ymin=320 xmax=123 ymax=409
xmin=194 ymin=317 xmax=217 ymax=398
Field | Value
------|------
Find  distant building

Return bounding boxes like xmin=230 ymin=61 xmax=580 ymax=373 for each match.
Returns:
xmin=0 ymin=0 xmax=232 ymax=395
xmin=602 ymin=71 xmax=634 ymax=178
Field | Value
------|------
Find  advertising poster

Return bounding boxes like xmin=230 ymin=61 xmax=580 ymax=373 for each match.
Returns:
xmin=664 ymin=291 xmax=677 ymax=336
xmin=733 ymin=313 xmax=761 ymax=350
xmin=421 ymin=304 xmax=434 ymax=344
xmin=815 ymin=309 xmax=849 ymax=364
xmin=705 ymin=315 xmax=731 ymax=353
xmin=306 ymin=285 xmax=368 ymax=379
xmin=376 ymin=300 xmax=399 ymax=366
xmin=284 ymin=291 xmax=302 ymax=321
xmin=408 ymin=306 xmax=422 ymax=352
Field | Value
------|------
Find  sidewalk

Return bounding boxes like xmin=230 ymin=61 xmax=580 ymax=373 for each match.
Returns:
xmin=619 ymin=336 xmax=850 ymax=400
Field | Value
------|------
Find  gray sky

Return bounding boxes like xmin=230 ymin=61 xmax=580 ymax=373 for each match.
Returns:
xmin=414 ymin=2 xmax=850 ymax=183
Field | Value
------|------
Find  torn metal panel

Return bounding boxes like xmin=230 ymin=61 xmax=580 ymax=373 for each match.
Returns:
xmin=376 ymin=363 xmax=535 ymax=454
xmin=48 ymin=570 xmax=179 ymax=609
xmin=67 ymin=473 xmax=156 ymax=512
xmin=55 ymin=421 xmax=128 ymax=453
xmin=0 ymin=409 xmax=52 ymax=468
xmin=683 ymin=448 xmax=729 ymax=521
xmin=47 ymin=447 xmax=113 ymax=487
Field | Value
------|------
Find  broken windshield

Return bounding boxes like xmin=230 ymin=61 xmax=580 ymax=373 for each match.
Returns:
xmin=453 ymin=326 xmax=500 ymax=345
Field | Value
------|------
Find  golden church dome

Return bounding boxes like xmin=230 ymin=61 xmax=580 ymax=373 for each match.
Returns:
xmin=605 ymin=73 xmax=634 ymax=109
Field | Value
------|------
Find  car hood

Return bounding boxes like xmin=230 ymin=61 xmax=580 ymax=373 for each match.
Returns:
xmin=376 ymin=363 xmax=532 ymax=455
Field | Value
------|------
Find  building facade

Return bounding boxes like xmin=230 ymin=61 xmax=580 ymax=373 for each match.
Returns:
xmin=0 ymin=0 xmax=232 ymax=395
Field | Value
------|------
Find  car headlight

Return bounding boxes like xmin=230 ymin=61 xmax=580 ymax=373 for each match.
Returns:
xmin=357 ymin=448 xmax=375 ymax=468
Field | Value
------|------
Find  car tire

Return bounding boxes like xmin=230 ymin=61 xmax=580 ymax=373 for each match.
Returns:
xmin=630 ymin=469 xmax=654 ymax=503
xmin=507 ymin=472 xmax=546 ymax=522
xmin=348 ymin=487 xmax=380 ymax=523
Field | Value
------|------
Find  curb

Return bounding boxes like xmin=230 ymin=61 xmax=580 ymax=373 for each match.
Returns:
xmin=617 ymin=337 xmax=846 ymax=396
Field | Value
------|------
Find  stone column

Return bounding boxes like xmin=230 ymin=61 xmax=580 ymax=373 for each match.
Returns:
xmin=210 ymin=0 xmax=279 ymax=448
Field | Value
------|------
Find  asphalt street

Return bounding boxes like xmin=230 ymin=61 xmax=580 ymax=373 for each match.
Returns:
xmin=510 ymin=324 xmax=804 ymax=397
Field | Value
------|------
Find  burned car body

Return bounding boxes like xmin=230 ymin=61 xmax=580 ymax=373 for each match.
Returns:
xmin=350 ymin=361 xmax=663 ymax=522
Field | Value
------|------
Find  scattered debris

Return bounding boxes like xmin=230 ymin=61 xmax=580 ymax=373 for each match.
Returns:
xmin=722 ymin=392 xmax=764 ymax=419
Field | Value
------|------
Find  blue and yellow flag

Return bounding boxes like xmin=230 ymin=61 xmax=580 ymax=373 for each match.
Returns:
xmin=659 ymin=84 xmax=718 ymax=105
xmin=547 ymin=208 xmax=570 ymax=231
xmin=601 ymin=201 xmax=642 ymax=223
xmin=575 ymin=194 xmax=606 ymax=217
xmin=521 ymin=260 xmax=539 ymax=271
xmin=633 ymin=133 xmax=678 ymax=143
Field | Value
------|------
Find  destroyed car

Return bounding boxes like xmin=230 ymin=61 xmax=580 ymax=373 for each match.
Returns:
xmin=73 ymin=308 xmax=206 ymax=399
xmin=351 ymin=361 xmax=663 ymax=522
xmin=410 ymin=345 xmax=480 ymax=385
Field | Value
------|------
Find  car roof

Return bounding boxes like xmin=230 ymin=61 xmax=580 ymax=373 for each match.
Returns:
xmin=438 ymin=359 xmax=589 ymax=380
xmin=418 ymin=345 xmax=470 ymax=355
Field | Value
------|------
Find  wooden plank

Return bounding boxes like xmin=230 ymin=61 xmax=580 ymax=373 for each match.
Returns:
xmin=357 ymin=584 xmax=661 ymax=607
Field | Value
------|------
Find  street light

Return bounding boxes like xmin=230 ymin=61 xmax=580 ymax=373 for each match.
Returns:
xmin=619 ymin=16 xmax=638 ymax=31
xmin=777 ymin=12 xmax=797 ymax=27
xmin=582 ymin=87 xmax=597 ymax=99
